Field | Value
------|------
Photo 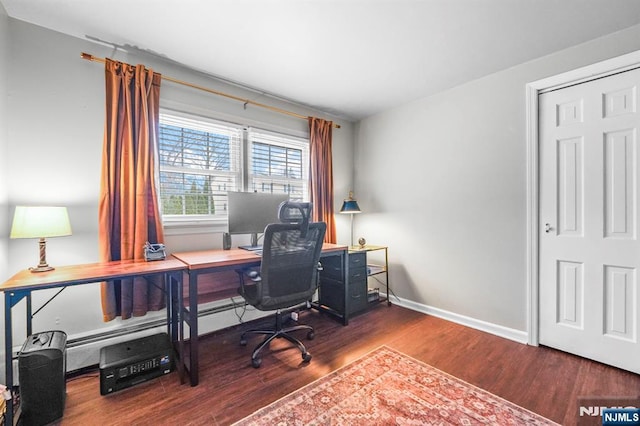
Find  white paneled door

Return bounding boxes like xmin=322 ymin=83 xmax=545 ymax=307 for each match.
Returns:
xmin=539 ymin=67 xmax=640 ymax=373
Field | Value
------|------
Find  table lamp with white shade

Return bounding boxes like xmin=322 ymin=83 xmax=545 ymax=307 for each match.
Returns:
xmin=10 ymin=206 xmax=72 ymax=272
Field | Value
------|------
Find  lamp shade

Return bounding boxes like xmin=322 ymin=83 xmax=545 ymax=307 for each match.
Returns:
xmin=10 ymin=206 xmax=72 ymax=239
xmin=340 ymin=200 xmax=361 ymax=213
xmin=340 ymin=192 xmax=361 ymax=214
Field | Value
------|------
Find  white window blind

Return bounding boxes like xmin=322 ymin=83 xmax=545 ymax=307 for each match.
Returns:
xmin=158 ymin=113 xmax=242 ymax=218
xmin=248 ymin=129 xmax=309 ymax=201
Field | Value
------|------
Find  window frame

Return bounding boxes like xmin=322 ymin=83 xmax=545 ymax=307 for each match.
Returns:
xmin=158 ymin=109 xmax=310 ymax=235
xmin=246 ymin=128 xmax=310 ymax=201
xmin=158 ymin=110 xmax=243 ymax=233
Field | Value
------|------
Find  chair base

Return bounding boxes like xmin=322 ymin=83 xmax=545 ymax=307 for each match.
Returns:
xmin=240 ymin=310 xmax=314 ymax=368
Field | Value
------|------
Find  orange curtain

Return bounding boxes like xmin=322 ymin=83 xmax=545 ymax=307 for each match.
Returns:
xmin=308 ymin=117 xmax=336 ymax=243
xmin=98 ymin=58 xmax=165 ymax=321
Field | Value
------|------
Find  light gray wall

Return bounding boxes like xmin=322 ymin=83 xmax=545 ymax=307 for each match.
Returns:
xmin=354 ymin=23 xmax=640 ymax=332
xmin=6 ymin=7 xmax=640 ymax=381
xmin=0 ymin=1 xmax=8 ymax=283
xmin=0 ymin=2 xmax=8 ymax=377
xmin=2 ymin=18 xmax=354 ymax=378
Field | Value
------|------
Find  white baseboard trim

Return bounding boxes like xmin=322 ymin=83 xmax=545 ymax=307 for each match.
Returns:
xmin=392 ymin=297 xmax=529 ymax=344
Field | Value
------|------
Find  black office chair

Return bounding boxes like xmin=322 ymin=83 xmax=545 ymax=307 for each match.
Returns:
xmin=237 ymin=201 xmax=326 ymax=368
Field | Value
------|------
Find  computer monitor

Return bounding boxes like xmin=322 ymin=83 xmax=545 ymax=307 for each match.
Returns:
xmin=227 ymin=191 xmax=289 ymax=250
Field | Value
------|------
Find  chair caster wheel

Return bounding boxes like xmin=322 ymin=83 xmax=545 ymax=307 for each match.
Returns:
xmin=252 ymin=357 xmax=262 ymax=368
xmin=302 ymin=352 xmax=312 ymax=363
xmin=307 ymin=331 xmax=315 ymax=340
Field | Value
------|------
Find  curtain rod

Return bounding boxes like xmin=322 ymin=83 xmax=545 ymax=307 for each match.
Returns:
xmin=80 ymin=52 xmax=340 ymax=129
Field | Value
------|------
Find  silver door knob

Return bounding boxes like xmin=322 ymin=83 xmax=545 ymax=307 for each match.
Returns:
xmin=545 ymin=223 xmax=552 ymax=233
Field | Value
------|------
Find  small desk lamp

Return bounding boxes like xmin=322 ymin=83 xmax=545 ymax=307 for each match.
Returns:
xmin=10 ymin=206 xmax=72 ymax=272
xmin=339 ymin=191 xmax=361 ymax=247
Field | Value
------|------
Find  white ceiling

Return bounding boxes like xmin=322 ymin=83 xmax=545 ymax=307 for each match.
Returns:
xmin=3 ymin=0 xmax=640 ymax=121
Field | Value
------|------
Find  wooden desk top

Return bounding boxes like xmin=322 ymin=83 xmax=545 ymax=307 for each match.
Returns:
xmin=0 ymin=257 xmax=186 ymax=292
xmin=0 ymin=244 xmax=348 ymax=290
xmin=172 ymin=243 xmax=348 ymax=271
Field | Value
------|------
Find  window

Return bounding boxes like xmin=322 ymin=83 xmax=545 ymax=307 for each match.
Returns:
xmin=248 ymin=130 xmax=309 ymax=201
xmin=158 ymin=113 xmax=242 ymax=219
xmin=158 ymin=112 xmax=309 ymax=225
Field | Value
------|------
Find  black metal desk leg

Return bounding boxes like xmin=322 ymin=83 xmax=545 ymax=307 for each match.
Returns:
xmin=26 ymin=293 xmax=32 ymax=337
xmin=175 ymin=272 xmax=185 ymax=385
xmin=165 ymin=273 xmax=171 ymax=339
xmin=188 ymin=272 xmax=199 ymax=386
xmin=343 ymin=250 xmax=349 ymax=326
xmin=166 ymin=272 xmax=185 ymax=385
xmin=4 ymin=293 xmax=14 ymax=426
xmin=166 ymin=272 xmax=177 ymax=342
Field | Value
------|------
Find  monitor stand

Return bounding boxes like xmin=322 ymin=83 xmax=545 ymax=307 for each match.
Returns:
xmin=239 ymin=233 xmax=262 ymax=251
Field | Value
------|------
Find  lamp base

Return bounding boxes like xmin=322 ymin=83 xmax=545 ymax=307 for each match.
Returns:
xmin=31 ymin=237 xmax=54 ymax=272
xmin=29 ymin=265 xmax=54 ymax=273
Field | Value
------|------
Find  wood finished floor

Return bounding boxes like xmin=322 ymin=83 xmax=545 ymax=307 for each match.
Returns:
xmin=57 ymin=304 xmax=640 ymax=425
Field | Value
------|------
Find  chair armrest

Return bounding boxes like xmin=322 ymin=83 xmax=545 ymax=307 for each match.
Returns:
xmin=236 ymin=268 xmax=262 ymax=283
xmin=236 ymin=268 xmax=262 ymax=304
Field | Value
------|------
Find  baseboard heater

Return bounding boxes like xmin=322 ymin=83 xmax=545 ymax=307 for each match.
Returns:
xmin=67 ymin=299 xmax=240 ymax=349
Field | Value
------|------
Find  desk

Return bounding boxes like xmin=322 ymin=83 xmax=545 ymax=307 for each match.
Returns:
xmin=0 ymin=258 xmax=186 ymax=426
xmin=172 ymin=243 xmax=348 ymax=386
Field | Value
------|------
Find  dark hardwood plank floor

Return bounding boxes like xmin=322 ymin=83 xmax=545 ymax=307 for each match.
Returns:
xmin=56 ymin=304 xmax=640 ymax=425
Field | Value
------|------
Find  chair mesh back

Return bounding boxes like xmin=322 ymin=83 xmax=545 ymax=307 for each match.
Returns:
xmin=257 ymin=222 xmax=326 ymax=310
xmin=278 ymin=202 xmax=312 ymax=223
xmin=278 ymin=202 xmax=312 ymax=237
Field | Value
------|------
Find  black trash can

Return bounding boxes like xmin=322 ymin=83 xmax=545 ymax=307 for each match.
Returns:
xmin=18 ymin=331 xmax=67 ymax=426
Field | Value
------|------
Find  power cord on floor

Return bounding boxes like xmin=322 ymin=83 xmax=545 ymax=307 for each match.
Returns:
xmin=231 ymin=296 xmax=249 ymax=323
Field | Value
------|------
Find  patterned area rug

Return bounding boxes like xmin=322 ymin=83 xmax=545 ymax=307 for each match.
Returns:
xmin=233 ymin=346 xmax=559 ymax=425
